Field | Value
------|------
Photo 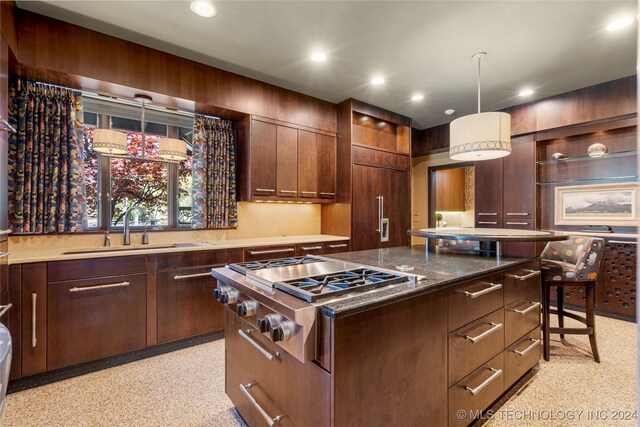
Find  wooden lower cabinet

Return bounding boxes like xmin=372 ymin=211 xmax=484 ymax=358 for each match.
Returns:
xmin=47 ymin=273 xmax=147 ymax=370
xmin=157 ymin=266 xmax=224 ymax=344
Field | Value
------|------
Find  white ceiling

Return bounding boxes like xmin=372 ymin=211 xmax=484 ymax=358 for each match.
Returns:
xmin=17 ymin=1 xmax=638 ymax=129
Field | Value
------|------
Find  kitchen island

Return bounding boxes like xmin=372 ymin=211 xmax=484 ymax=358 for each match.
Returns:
xmin=212 ymin=246 xmax=542 ymax=427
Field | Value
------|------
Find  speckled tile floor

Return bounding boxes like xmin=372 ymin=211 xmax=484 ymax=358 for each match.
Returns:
xmin=0 ymin=312 xmax=636 ymax=427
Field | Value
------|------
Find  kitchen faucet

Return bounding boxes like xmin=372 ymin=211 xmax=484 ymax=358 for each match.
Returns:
xmin=123 ymin=206 xmax=149 ymax=246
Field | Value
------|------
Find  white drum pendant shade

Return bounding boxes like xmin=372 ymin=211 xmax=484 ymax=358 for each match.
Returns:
xmin=158 ymin=138 xmax=187 ymax=161
xmin=449 ymin=111 xmax=511 ymax=161
xmin=92 ymin=129 xmax=128 ymax=155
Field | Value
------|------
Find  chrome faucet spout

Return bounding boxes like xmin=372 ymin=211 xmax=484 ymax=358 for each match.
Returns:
xmin=123 ymin=206 xmax=148 ymax=246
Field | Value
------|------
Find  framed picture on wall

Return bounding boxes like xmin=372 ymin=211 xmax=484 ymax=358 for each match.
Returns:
xmin=554 ymin=182 xmax=638 ymax=226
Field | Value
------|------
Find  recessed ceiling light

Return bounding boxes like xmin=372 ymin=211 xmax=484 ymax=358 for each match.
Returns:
xmin=310 ymin=52 xmax=327 ymax=62
xmin=518 ymin=89 xmax=534 ymax=97
xmin=444 ymin=109 xmax=455 ymax=116
xmin=371 ymin=77 xmax=385 ymax=85
xmin=411 ymin=94 xmax=424 ymax=101
xmin=606 ymin=16 xmax=635 ymax=31
xmin=190 ymin=1 xmax=217 ymax=18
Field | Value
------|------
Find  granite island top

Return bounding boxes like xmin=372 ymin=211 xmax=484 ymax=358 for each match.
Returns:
xmin=321 ymin=245 xmax=537 ymax=318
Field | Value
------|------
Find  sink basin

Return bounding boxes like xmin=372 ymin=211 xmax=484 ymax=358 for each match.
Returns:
xmin=62 ymin=242 xmax=211 ymax=255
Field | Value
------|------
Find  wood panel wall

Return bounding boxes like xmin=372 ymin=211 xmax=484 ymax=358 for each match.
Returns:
xmin=8 ymin=7 xmax=336 ymax=132
xmin=413 ymin=76 xmax=637 ymax=156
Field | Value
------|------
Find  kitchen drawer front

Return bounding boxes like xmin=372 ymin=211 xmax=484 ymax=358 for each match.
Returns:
xmin=226 ymin=351 xmax=298 ymax=427
xmin=295 ymin=243 xmax=325 ymax=256
xmin=243 ymin=245 xmax=297 ymax=262
xmin=449 ymin=352 xmax=505 ymax=427
xmin=505 ymin=327 xmax=541 ymax=387
xmin=225 ymin=309 xmax=330 ymax=427
xmin=448 ymin=273 xmax=504 ymax=332
xmin=157 ymin=250 xmax=227 ymax=270
xmin=504 ymin=299 xmax=541 ymax=347
xmin=47 ymin=273 xmax=147 ymax=370
xmin=48 ymin=256 xmax=147 ymax=282
xmin=449 ymin=308 xmax=505 ymax=387
xmin=323 ymin=241 xmax=350 ymax=254
xmin=503 ymin=261 xmax=541 ymax=305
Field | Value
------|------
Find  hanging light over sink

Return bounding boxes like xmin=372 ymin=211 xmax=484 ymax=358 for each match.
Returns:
xmin=92 ymin=129 xmax=128 ymax=155
xmin=159 ymin=137 xmax=188 ymax=161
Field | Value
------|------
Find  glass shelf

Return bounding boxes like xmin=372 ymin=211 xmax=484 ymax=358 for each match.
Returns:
xmin=537 ymin=150 xmax=637 ymax=165
xmin=537 ymin=176 xmax=638 ymax=186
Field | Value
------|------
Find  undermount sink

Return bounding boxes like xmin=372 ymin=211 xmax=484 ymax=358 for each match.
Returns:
xmin=62 ymin=242 xmax=211 ymax=255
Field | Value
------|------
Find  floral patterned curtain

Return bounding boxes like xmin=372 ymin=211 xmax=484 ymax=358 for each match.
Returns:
xmin=8 ymin=79 xmax=86 ymax=233
xmin=191 ymin=115 xmax=237 ymax=229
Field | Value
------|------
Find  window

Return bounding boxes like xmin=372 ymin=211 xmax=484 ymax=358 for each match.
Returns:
xmin=82 ymin=98 xmax=194 ymax=230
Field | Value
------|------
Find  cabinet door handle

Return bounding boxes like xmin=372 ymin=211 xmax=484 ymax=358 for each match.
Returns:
xmin=320 ymin=192 xmax=335 ymax=197
xmin=239 ymin=382 xmax=286 ymax=426
xmin=478 ymin=213 xmax=498 ymax=216
xmin=509 ymin=270 xmax=541 ymax=281
xmin=464 ymin=368 xmax=503 ymax=395
xmin=278 ymin=190 xmax=297 ymax=194
xmin=506 ymin=212 xmax=529 ymax=216
xmin=0 ymin=303 xmax=12 ymax=319
xmin=609 ymin=240 xmax=637 ymax=245
xmin=477 ymin=221 xmax=498 ymax=225
xmin=508 ymin=301 xmax=541 ymax=315
xmin=31 ymin=293 xmax=37 ymax=348
xmin=506 ymin=222 xmax=529 ymax=225
xmin=464 ymin=322 xmax=503 ymax=343
xmin=69 ymin=281 xmax=130 ymax=293
xmin=0 ymin=251 xmax=10 ymax=259
xmin=173 ymin=272 xmax=212 ymax=280
xmin=328 ymin=243 xmax=347 ymax=248
xmin=248 ymin=248 xmax=295 ymax=256
xmin=512 ymin=338 xmax=541 ymax=356
xmin=300 ymin=191 xmax=317 ymax=196
xmin=238 ymin=329 xmax=280 ymax=361
xmin=457 ymin=283 xmax=502 ymax=299
xmin=255 ymin=188 xmax=276 ymax=193
xmin=301 ymin=246 xmax=322 ymax=251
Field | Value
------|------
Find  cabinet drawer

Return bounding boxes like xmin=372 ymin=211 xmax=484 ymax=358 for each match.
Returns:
xmin=449 ymin=352 xmax=505 ymax=427
xmin=48 ymin=256 xmax=146 ymax=282
xmin=504 ymin=261 xmax=541 ymax=305
xmin=295 ymin=243 xmax=325 ymax=256
xmin=448 ymin=274 xmax=504 ymax=332
xmin=225 ymin=309 xmax=330 ymax=427
xmin=323 ymin=241 xmax=350 ymax=254
xmin=243 ymin=245 xmax=297 ymax=262
xmin=476 ymin=219 xmax=503 ymax=228
xmin=504 ymin=327 xmax=541 ymax=387
xmin=449 ymin=308 xmax=504 ymax=387
xmin=157 ymin=250 xmax=227 ymax=270
xmin=226 ymin=351 xmax=297 ymax=427
xmin=157 ymin=266 xmax=224 ymax=343
xmin=504 ymin=299 xmax=541 ymax=347
xmin=47 ymin=274 xmax=147 ymax=370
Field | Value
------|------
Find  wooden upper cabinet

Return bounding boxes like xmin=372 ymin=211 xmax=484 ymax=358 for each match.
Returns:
xmin=474 ymin=158 xmax=503 ymax=219
xmin=502 ymin=134 xmax=536 ymax=219
xmin=317 ymin=134 xmax=337 ymax=199
xmin=250 ymin=120 xmax=277 ymax=197
xmin=297 ymin=130 xmax=318 ymax=198
xmin=435 ymin=168 xmax=465 ymax=212
xmin=351 ymin=111 xmax=409 ymax=155
xmin=276 ymin=125 xmax=298 ymax=197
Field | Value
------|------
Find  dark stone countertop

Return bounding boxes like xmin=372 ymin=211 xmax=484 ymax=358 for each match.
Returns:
xmin=321 ymin=245 xmax=538 ymax=319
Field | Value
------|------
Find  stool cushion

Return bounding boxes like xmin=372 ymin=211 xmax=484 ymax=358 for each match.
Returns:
xmin=541 ymin=236 xmax=604 ymax=282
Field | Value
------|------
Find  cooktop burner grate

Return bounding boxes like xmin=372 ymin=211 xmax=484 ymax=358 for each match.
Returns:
xmin=228 ymin=256 xmax=325 ymax=274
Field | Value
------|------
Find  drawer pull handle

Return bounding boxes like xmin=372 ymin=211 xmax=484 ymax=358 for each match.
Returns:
xmin=255 ymin=188 xmax=276 ymax=193
xmin=506 ymin=222 xmax=529 ymax=225
xmin=300 ymin=191 xmax=317 ymax=195
xmin=464 ymin=322 xmax=503 ymax=344
xmin=477 ymin=221 xmax=498 ymax=225
xmin=248 ymin=248 xmax=295 ymax=256
xmin=173 ymin=272 xmax=212 ymax=280
xmin=509 ymin=301 xmax=541 ymax=315
xmin=279 ymin=190 xmax=297 ymax=194
xmin=320 ymin=192 xmax=335 ymax=197
xmin=328 ymin=244 xmax=348 ymax=248
xmin=609 ymin=240 xmax=638 ymax=245
xmin=478 ymin=213 xmax=498 ymax=216
xmin=239 ymin=382 xmax=286 ymax=426
xmin=69 ymin=281 xmax=130 ymax=293
xmin=0 ymin=303 xmax=12 ymax=319
xmin=506 ymin=212 xmax=529 ymax=216
xmin=301 ymin=246 xmax=323 ymax=251
xmin=238 ymin=329 xmax=280 ymax=361
xmin=31 ymin=293 xmax=37 ymax=348
xmin=457 ymin=283 xmax=502 ymax=299
xmin=509 ymin=270 xmax=541 ymax=281
xmin=464 ymin=368 xmax=503 ymax=396
xmin=512 ymin=338 xmax=541 ymax=356
xmin=0 ymin=251 xmax=10 ymax=259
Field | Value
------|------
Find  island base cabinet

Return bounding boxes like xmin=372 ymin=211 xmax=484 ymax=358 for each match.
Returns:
xmin=449 ymin=352 xmax=505 ymax=427
xmin=47 ymin=273 xmax=147 ymax=371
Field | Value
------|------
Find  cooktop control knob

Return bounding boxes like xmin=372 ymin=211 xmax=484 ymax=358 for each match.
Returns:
xmin=270 ymin=320 xmax=295 ymax=343
xmin=213 ymin=286 xmax=231 ymax=301
xmin=219 ymin=288 xmax=239 ymax=304
xmin=236 ymin=300 xmax=258 ymax=317
xmin=257 ymin=313 xmax=282 ymax=333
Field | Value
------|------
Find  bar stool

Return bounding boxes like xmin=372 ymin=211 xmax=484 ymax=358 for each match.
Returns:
xmin=540 ymin=236 xmax=605 ymax=363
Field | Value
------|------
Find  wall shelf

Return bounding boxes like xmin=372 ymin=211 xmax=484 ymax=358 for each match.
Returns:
xmin=537 ymin=150 xmax=637 ymax=165
xmin=537 ymin=175 xmax=638 ymax=186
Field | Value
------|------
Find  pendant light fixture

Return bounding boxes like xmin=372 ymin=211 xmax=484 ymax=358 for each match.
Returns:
xmin=449 ymin=52 xmax=511 ymax=161
xmin=134 ymin=94 xmax=187 ymax=161
xmin=92 ymin=129 xmax=128 ymax=155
